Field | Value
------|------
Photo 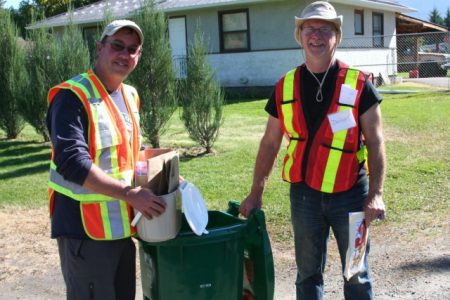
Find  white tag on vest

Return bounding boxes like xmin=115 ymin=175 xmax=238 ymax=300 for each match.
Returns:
xmin=328 ymin=109 xmax=357 ymax=133
xmin=339 ymin=84 xmax=358 ymax=106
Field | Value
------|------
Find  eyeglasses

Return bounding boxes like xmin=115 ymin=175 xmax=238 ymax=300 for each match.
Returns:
xmin=105 ymin=40 xmax=142 ymax=56
xmin=301 ymin=26 xmax=335 ymax=35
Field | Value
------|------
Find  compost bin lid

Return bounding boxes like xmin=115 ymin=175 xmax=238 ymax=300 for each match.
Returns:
xmin=179 ymin=181 xmax=209 ymax=236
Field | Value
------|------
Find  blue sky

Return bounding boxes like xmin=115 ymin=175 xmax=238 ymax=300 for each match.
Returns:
xmin=2 ymin=0 xmax=450 ymax=21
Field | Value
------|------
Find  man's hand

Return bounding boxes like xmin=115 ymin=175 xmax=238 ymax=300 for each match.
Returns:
xmin=364 ymin=194 xmax=385 ymax=225
xmin=240 ymin=193 xmax=262 ymax=218
xmin=126 ymin=186 xmax=166 ymax=219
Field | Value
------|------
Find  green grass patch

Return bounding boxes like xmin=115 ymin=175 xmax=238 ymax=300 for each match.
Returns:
xmin=1 ymin=89 xmax=449 ymax=243
xmin=0 ymin=126 xmax=51 ymax=208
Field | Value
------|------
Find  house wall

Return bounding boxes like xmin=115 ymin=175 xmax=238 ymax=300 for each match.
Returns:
xmin=336 ymin=48 xmax=397 ymax=82
xmin=167 ymin=0 xmax=399 ymax=87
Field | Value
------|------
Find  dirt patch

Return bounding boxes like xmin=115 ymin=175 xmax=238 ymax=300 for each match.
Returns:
xmin=0 ymin=208 xmax=449 ymax=300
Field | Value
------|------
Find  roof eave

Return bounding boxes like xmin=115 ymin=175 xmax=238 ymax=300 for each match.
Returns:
xmin=160 ymin=0 xmax=276 ymax=13
xmin=331 ymin=0 xmax=417 ymax=14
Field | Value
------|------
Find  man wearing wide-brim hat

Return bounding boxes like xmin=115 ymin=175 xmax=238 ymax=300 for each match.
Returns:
xmin=241 ymin=1 xmax=386 ymax=299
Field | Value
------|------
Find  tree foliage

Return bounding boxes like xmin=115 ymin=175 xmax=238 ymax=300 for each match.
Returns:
xmin=428 ymin=8 xmax=444 ymax=26
xmin=22 ymin=12 xmax=90 ymax=141
xmin=445 ymin=8 xmax=450 ymax=29
xmin=178 ymin=30 xmax=224 ymax=154
xmin=35 ymin=0 xmax=96 ymax=17
xmin=129 ymin=0 xmax=177 ymax=148
xmin=23 ymin=19 xmax=59 ymax=141
xmin=0 ymin=10 xmax=27 ymax=139
xmin=58 ymin=14 xmax=91 ymax=79
xmin=12 ymin=0 xmax=40 ymax=37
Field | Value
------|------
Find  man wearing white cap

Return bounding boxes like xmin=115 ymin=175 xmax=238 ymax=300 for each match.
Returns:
xmin=241 ymin=1 xmax=386 ymax=299
xmin=46 ymin=20 xmax=166 ymax=299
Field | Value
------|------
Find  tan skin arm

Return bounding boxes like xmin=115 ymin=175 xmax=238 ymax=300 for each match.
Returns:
xmin=240 ymin=116 xmax=284 ymax=217
xmin=83 ymin=164 xmax=166 ymax=219
xmin=360 ymin=103 xmax=386 ymax=225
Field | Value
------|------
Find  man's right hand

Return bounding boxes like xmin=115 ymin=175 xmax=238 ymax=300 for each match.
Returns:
xmin=126 ymin=187 xmax=166 ymax=219
xmin=239 ymin=193 xmax=262 ymax=218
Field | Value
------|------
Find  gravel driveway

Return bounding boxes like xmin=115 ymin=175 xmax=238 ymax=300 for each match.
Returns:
xmin=1 ymin=208 xmax=449 ymax=300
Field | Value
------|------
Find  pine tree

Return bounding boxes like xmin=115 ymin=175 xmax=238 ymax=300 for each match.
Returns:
xmin=57 ymin=14 xmax=91 ymax=81
xmin=24 ymin=18 xmax=60 ymax=141
xmin=179 ymin=30 xmax=224 ymax=154
xmin=0 ymin=10 xmax=26 ymax=139
xmin=129 ymin=0 xmax=177 ymax=148
xmin=444 ymin=7 xmax=450 ymax=30
xmin=23 ymin=12 xmax=90 ymax=141
xmin=428 ymin=8 xmax=444 ymax=26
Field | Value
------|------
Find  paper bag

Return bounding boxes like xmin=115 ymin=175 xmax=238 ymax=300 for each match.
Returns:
xmin=136 ymin=148 xmax=179 ymax=195
xmin=344 ymin=211 xmax=369 ymax=280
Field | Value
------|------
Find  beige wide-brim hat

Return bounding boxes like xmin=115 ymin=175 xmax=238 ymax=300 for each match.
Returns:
xmin=294 ymin=1 xmax=343 ymax=46
xmin=100 ymin=19 xmax=144 ymax=45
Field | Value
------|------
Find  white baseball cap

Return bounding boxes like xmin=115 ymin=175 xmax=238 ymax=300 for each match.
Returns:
xmin=100 ymin=19 xmax=144 ymax=45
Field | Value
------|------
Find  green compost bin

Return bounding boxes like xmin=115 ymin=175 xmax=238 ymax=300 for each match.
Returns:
xmin=138 ymin=202 xmax=274 ymax=300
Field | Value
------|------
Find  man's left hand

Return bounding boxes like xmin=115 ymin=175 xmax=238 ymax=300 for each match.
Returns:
xmin=364 ymin=194 xmax=386 ymax=225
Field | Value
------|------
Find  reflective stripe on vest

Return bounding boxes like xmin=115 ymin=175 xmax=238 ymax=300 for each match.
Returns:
xmin=281 ymin=69 xmax=298 ymax=181
xmin=47 ymin=71 xmax=140 ymax=240
xmin=321 ymin=69 xmax=359 ymax=193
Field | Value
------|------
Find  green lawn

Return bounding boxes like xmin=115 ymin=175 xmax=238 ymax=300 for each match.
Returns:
xmin=1 ymin=88 xmax=449 ymax=242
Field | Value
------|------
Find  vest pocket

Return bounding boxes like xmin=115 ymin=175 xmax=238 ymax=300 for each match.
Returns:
xmin=321 ymin=143 xmax=355 ymax=154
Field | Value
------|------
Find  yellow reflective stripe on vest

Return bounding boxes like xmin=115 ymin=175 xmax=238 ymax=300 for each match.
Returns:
xmin=321 ymin=69 xmax=360 ymax=193
xmin=120 ymin=200 xmax=131 ymax=237
xmin=100 ymin=202 xmax=112 ymax=239
xmin=357 ymin=146 xmax=367 ymax=163
xmin=282 ymin=69 xmax=298 ymax=181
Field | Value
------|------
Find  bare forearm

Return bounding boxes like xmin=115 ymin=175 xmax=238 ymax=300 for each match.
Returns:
xmin=251 ymin=138 xmax=281 ymax=196
xmin=366 ymin=134 xmax=386 ymax=198
xmin=83 ymin=164 xmax=131 ymax=201
xmin=360 ymin=104 xmax=387 ymax=223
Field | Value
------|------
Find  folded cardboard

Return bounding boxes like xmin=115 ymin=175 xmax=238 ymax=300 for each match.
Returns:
xmin=136 ymin=148 xmax=179 ymax=195
xmin=134 ymin=148 xmax=182 ymax=242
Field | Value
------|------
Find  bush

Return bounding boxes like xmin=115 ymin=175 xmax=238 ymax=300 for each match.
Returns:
xmin=178 ymin=30 xmax=224 ymax=153
xmin=129 ymin=0 xmax=177 ymax=148
xmin=0 ymin=10 xmax=26 ymax=139
xmin=23 ymin=13 xmax=90 ymax=141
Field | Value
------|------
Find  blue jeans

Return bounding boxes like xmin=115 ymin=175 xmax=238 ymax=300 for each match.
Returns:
xmin=290 ymin=183 xmax=373 ymax=300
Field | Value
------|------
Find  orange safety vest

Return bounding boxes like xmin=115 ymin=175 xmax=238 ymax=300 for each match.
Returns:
xmin=47 ymin=70 xmax=141 ymax=240
xmin=275 ymin=62 xmax=368 ymax=193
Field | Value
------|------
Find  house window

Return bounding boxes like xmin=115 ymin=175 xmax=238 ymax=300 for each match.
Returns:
xmin=219 ymin=9 xmax=250 ymax=52
xmin=354 ymin=10 xmax=364 ymax=35
xmin=372 ymin=12 xmax=384 ymax=47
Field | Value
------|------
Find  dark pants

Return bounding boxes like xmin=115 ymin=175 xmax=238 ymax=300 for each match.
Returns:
xmin=57 ymin=237 xmax=136 ymax=300
xmin=290 ymin=183 xmax=373 ymax=300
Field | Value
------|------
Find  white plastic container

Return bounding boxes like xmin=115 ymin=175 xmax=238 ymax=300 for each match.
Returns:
xmin=135 ymin=189 xmax=182 ymax=243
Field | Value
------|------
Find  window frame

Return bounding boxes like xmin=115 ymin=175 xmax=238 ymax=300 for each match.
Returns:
xmin=218 ymin=9 xmax=250 ymax=53
xmin=372 ymin=12 xmax=384 ymax=47
xmin=354 ymin=9 xmax=364 ymax=35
